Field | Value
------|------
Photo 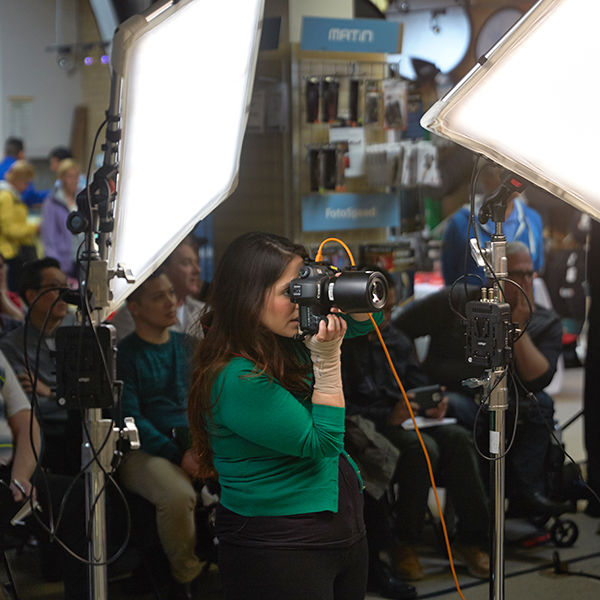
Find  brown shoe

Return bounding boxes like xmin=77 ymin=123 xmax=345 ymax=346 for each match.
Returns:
xmin=452 ymin=544 xmax=490 ymax=580
xmin=392 ymin=545 xmax=425 ymax=581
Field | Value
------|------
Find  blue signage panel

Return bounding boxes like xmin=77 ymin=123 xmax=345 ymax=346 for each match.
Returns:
xmin=302 ymin=193 xmax=400 ymax=232
xmin=301 ymin=17 xmax=402 ymax=54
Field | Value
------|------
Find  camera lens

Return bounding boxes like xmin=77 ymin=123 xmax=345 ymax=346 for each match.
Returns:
xmin=368 ymin=275 xmax=387 ymax=310
xmin=330 ymin=271 xmax=388 ymax=313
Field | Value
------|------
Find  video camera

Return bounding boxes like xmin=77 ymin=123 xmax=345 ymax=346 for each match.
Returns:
xmin=289 ymin=261 xmax=388 ymax=335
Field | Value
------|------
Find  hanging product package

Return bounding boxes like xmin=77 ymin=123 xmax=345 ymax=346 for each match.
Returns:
xmin=306 ymin=77 xmax=320 ymax=123
xmin=349 ymin=79 xmax=360 ymax=124
xmin=335 ymin=141 xmax=349 ymax=192
xmin=309 ymin=147 xmax=321 ymax=192
xmin=320 ymin=146 xmax=337 ymax=190
xmin=364 ymin=80 xmax=381 ymax=125
xmin=321 ymin=77 xmax=339 ymax=123
xmin=382 ymin=78 xmax=408 ymax=131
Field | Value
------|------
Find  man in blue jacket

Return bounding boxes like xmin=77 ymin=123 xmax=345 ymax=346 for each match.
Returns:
xmin=442 ymin=164 xmax=544 ymax=286
xmin=0 ymin=137 xmax=48 ymax=207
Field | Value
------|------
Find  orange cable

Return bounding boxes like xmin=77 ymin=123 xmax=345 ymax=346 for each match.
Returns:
xmin=315 ymin=237 xmax=356 ymax=265
xmin=368 ymin=314 xmax=467 ymax=600
xmin=315 ymin=236 xmax=467 ymax=599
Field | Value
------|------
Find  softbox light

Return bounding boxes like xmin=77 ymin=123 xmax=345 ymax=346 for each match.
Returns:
xmin=420 ymin=0 xmax=600 ymax=221
xmin=106 ymin=0 xmax=264 ymax=312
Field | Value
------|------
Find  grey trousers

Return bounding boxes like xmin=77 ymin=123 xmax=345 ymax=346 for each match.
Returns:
xmin=119 ymin=450 xmax=202 ymax=583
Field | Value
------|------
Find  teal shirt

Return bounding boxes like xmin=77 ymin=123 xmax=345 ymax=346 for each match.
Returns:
xmin=118 ymin=331 xmax=193 ymax=462
xmin=209 ymin=313 xmax=382 ymax=517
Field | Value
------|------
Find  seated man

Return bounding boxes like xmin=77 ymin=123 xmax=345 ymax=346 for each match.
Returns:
xmin=0 ymin=349 xmax=41 ymax=512
xmin=0 ymin=257 xmax=77 ymax=475
xmin=110 ymin=235 xmax=205 ymax=341
xmin=341 ymin=269 xmax=490 ymax=582
xmin=117 ymin=270 xmax=203 ymax=600
xmin=394 ymin=241 xmax=568 ymax=518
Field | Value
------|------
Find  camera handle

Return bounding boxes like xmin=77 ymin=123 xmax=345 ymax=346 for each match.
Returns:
xmin=296 ymin=305 xmax=330 ymax=338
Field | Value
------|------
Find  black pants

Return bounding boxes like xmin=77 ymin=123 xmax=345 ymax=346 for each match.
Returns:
xmin=383 ymin=422 xmax=489 ymax=546
xmin=218 ymin=537 xmax=368 ymax=600
xmin=448 ymin=390 xmax=555 ymax=504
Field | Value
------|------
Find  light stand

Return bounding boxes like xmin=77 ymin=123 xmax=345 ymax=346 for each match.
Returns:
xmin=464 ymin=171 xmax=527 ymax=600
xmin=56 ymin=1 xmax=263 ymax=595
xmin=58 ymin=70 xmax=139 ymax=600
xmin=417 ymin=0 xmax=600 ymax=586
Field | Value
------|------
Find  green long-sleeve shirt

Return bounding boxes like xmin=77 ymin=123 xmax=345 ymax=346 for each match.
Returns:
xmin=118 ymin=331 xmax=193 ymax=463
xmin=209 ymin=313 xmax=382 ymax=516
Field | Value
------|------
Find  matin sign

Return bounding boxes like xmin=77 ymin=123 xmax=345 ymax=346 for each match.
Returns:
xmin=301 ymin=17 xmax=402 ymax=54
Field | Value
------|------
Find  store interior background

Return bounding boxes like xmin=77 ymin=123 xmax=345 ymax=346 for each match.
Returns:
xmin=0 ymin=0 xmax=589 ymax=521
xmin=2 ymin=0 xmax=585 ymax=317
xmin=0 ymin=1 xmax=594 ymax=597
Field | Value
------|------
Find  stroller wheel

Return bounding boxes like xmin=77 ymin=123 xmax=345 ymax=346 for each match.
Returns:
xmin=550 ymin=518 xmax=579 ymax=548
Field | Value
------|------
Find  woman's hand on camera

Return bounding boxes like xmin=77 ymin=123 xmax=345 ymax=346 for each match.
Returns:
xmin=313 ymin=312 xmax=347 ymax=343
xmin=305 ymin=313 xmax=346 ymax=403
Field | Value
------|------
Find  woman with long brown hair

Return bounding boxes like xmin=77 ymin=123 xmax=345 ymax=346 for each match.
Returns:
xmin=188 ymin=231 xmax=381 ymax=600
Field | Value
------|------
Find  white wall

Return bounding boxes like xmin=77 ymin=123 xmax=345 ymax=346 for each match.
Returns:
xmin=288 ymin=0 xmax=353 ymax=43
xmin=0 ymin=0 xmax=83 ymax=158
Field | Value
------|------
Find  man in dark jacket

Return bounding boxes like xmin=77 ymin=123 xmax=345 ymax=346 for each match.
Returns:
xmin=394 ymin=242 xmax=568 ymax=518
xmin=342 ymin=270 xmax=490 ymax=582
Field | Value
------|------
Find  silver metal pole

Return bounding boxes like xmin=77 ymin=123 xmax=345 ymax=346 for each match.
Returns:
xmin=82 ymin=67 xmax=123 ymax=600
xmin=488 ymin=368 xmax=508 ymax=600
xmin=84 ymin=409 xmax=113 ymax=600
xmin=488 ymin=228 xmax=508 ymax=600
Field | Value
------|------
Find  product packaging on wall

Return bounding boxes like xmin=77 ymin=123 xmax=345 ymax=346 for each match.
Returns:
xmin=364 ymin=140 xmax=441 ymax=190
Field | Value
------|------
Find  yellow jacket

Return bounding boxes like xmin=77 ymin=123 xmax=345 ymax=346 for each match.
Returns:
xmin=0 ymin=185 xmax=38 ymax=259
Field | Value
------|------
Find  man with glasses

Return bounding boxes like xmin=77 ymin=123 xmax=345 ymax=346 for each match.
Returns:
xmin=0 ymin=257 xmax=77 ymax=474
xmin=393 ymin=242 xmax=568 ymax=519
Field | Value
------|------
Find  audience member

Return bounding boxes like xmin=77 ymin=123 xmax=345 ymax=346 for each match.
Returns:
xmin=0 ymin=161 xmax=40 ymax=290
xmin=341 ymin=270 xmax=489 ymax=581
xmin=394 ymin=242 xmax=569 ymax=519
xmin=0 ymin=258 xmax=77 ymax=474
xmin=0 ymin=254 xmax=24 ymax=324
xmin=117 ymin=270 xmax=203 ymax=600
xmin=48 ymin=146 xmax=87 ymax=194
xmin=110 ymin=236 xmax=205 ymax=341
xmin=48 ymin=146 xmax=73 ymax=178
xmin=188 ymin=232 xmax=381 ymax=600
xmin=0 ymin=137 xmax=24 ymax=179
xmin=343 ymin=416 xmax=417 ymax=599
xmin=0 ymin=137 xmax=48 ymax=208
xmin=0 ymin=350 xmax=41 ymax=510
xmin=41 ymin=158 xmax=82 ymax=276
xmin=441 ymin=164 xmax=544 ymax=286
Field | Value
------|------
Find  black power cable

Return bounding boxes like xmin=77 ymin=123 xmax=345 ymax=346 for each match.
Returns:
xmin=17 ymin=115 xmax=133 ymax=569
